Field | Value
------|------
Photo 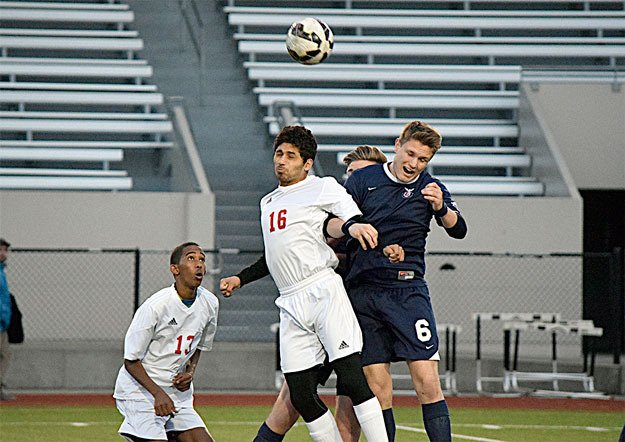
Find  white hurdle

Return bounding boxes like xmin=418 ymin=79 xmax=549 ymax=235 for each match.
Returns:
xmin=502 ymin=320 xmax=605 ymax=398
xmin=472 ymin=312 xmax=561 ymax=395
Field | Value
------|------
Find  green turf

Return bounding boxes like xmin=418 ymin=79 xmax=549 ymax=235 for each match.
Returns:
xmin=0 ymin=405 xmax=622 ymax=441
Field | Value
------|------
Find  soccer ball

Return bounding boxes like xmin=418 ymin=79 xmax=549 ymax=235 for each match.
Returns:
xmin=286 ymin=17 xmax=334 ymax=65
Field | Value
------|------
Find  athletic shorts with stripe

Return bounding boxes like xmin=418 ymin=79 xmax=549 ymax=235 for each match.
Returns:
xmin=116 ymin=398 xmax=207 ymax=440
xmin=348 ymin=278 xmax=440 ymax=366
xmin=275 ymin=268 xmax=363 ymax=374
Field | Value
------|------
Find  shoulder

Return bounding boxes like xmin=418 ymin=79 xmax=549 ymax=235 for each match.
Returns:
xmin=141 ymin=286 xmax=174 ymax=308
xmin=318 ymin=176 xmax=342 ymax=188
xmin=261 ymin=188 xmax=279 ymax=206
xmin=197 ymin=287 xmax=219 ymax=311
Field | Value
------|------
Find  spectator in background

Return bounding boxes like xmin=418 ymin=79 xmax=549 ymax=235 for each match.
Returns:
xmin=0 ymin=237 xmax=15 ymax=401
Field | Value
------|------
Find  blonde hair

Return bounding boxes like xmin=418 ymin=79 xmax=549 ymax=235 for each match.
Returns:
xmin=342 ymin=145 xmax=388 ymax=166
xmin=398 ymin=120 xmax=442 ymax=154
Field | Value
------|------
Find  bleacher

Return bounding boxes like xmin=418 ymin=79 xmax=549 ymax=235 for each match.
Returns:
xmin=0 ymin=0 xmax=174 ymax=191
xmin=223 ymin=1 xmax=625 ymax=195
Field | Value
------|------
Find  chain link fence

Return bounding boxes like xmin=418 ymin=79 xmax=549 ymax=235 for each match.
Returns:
xmin=5 ymin=249 xmax=621 ymax=359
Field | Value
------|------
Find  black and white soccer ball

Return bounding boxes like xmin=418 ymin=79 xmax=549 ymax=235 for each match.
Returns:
xmin=286 ymin=17 xmax=334 ymax=65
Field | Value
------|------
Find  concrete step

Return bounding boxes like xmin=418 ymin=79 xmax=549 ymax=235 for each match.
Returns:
xmin=217 ymin=234 xmax=264 ymax=251
xmin=217 ymin=219 xmax=262 ymax=237
xmin=215 ymin=190 xmax=267 ymax=206
xmin=220 ymin=294 xmax=277 ymax=312
xmin=216 ymin=205 xmax=259 ymax=220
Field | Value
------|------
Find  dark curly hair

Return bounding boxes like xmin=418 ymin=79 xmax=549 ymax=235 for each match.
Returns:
xmin=273 ymin=125 xmax=317 ymax=163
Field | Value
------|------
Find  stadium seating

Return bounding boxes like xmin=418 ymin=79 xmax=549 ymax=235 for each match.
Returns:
xmin=0 ymin=1 xmax=173 ymax=190
xmin=224 ymin=2 xmax=625 ymax=196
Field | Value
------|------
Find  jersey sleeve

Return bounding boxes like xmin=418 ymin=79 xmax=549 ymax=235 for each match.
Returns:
xmin=343 ymin=169 xmax=365 ymax=205
xmin=123 ymin=303 xmax=157 ymax=361
xmin=197 ymin=293 xmax=219 ymax=352
xmin=318 ymin=177 xmax=362 ymax=220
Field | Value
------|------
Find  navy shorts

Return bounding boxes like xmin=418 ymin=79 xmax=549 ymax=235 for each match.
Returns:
xmin=348 ymin=279 xmax=440 ymax=366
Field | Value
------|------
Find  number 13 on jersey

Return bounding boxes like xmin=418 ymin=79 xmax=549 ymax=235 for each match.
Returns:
xmin=269 ymin=209 xmax=287 ymax=232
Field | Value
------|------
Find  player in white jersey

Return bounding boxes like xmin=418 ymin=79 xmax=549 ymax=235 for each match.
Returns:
xmin=114 ymin=242 xmax=218 ymax=442
xmin=221 ymin=145 xmax=399 ymax=442
xmin=223 ymin=126 xmax=388 ymax=442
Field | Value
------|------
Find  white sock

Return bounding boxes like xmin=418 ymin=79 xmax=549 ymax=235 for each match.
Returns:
xmin=353 ymin=397 xmax=389 ymax=442
xmin=305 ymin=409 xmax=342 ymax=442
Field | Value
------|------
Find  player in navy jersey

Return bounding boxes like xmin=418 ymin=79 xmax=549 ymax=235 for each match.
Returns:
xmin=339 ymin=120 xmax=467 ymax=442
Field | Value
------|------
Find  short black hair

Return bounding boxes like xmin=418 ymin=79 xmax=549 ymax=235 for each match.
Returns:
xmin=273 ymin=125 xmax=317 ymax=163
xmin=170 ymin=242 xmax=200 ymax=265
xmin=0 ymin=238 xmax=10 ymax=248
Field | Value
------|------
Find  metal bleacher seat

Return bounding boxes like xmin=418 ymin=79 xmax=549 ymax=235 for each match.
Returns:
xmin=225 ymin=0 xmax=624 ymax=9
xmin=264 ymin=116 xmax=518 ymax=141
xmin=244 ymin=62 xmax=521 ymax=89
xmin=0 ymin=6 xmax=134 ymax=25
xmin=255 ymin=87 xmax=519 ymax=114
xmin=226 ymin=6 xmax=625 ymax=35
xmin=238 ymin=40 xmax=625 ymax=66
xmin=0 ymin=2 xmax=173 ymax=191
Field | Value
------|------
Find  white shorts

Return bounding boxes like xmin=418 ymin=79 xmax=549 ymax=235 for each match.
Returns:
xmin=275 ymin=268 xmax=363 ymax=373
xmin=116 ymin=398 xmax=207 ymax=440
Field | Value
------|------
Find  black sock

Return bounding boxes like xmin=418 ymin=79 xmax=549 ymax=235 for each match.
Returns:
xmin=382 ymin=408 xmax=396 ymax=441
xmin=253 ymin=421 xmax=285 ymax=442
xmin=422 ymin=400 xmax=451 ymax=442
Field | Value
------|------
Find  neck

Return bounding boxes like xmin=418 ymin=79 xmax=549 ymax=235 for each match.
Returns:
xmin=174 ymin=281 xmax=197 ymax=300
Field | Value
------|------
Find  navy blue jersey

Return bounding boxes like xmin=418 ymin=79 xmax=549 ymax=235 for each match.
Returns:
xmin=344 ymin=163 xmax=460 ymax=287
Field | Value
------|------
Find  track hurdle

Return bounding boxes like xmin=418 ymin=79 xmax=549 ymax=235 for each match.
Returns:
xmin=472 ymin=312 xmax=561 ymax=394
xmin=271 ymin=322 xmax=461 ymax=395
xmin=502 ymin=320 xmax=605 ymax=398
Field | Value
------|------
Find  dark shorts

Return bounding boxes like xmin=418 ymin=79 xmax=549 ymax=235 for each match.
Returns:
xmin=348 ymin=280 xmax=439 ymax=366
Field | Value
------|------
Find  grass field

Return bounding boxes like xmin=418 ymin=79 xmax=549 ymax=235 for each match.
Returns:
xmin=1 ymin=403 xmax=623 ymax=441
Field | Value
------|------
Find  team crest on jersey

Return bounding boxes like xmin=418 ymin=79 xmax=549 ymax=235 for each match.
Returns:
xmin=402 ymin=187 xmax=414 ymax=198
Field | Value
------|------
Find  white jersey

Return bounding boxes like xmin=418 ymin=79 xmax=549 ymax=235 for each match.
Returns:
xmin=114 ymin=285 xmax=219 ymax=405
xmin=261 ymin=175 xmax=361 ymax=291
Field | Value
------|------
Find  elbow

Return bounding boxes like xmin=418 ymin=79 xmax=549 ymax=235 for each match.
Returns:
xmin=445 ymin=215 xmax=467 ymax=239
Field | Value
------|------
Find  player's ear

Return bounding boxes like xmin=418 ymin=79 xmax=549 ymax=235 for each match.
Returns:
xmin=304 ymin=158 xmax=314 ymax=172
xmin=170 ymin=263 xmax=180 ymax=276
xmin=394 ymin=137 xmax=401 ymax=152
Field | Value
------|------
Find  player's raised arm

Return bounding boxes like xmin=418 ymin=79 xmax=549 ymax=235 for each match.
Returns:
xmin=422 ymin=182 xmax=467 ymax=239
xmin=220 ymin=254 xmax=270 ymax=297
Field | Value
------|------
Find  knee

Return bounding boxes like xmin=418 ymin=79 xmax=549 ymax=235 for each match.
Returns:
xmin=332 ymin=354 xmax=374 ymax=406
xmin=284 ymin=368 xmax=327 ymax=423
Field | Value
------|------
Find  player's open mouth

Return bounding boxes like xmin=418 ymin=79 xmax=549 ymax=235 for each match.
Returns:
xmin=403 ymin=166 xmax=415 ymax=176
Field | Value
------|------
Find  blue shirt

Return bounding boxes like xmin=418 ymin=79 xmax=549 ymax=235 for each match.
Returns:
xmin=0 ymin=262 xmax=11 ymax=331
xmin=344 ymin=163 xmax=461 ymax=288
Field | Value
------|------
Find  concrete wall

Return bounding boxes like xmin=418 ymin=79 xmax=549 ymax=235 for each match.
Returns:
xmin=0 ymin=191 xmax=215 ymax=250
xmin=0 ymin=192 xmax=581 ymax=254
xmin=523 ymin=82 xmax=625 ymax=190
xmin=427 ymin=196 xmax=582 ymax=253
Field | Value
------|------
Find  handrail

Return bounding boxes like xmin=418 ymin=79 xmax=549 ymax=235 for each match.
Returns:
xmin=177 ymin=0 xmax=207 ymax=104
xmin=167 ymin=96 xmax=211 ymax=193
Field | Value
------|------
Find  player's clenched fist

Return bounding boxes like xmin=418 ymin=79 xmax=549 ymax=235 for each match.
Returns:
xmin=383 ymin=244 xmax=405 ymax=263
xmin=219 ymin=276 xmax=241 ymax=297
